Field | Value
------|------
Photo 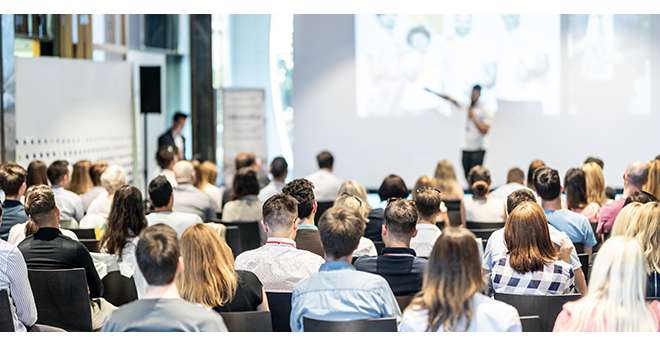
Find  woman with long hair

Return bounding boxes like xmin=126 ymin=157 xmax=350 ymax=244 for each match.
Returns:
xmin=400 ymin=228 xmax=521 ymax=332
xmin=177 ymin=224 xmax=268 ymax=312
xmin=26 ymin=160 xmax=49 ymax=189
xmin=68 ymin=160 xmax=93 ymax=195
xmin=554 ymin=236 xmax=660 ymax=331
xmin=197 ymin=160 xmax=224 ymax=212
xmin=645 ymin=159 xmax=660 ymax=200
xmin=611 ymin=202 xmax=644 ymax=237
xmin=221 ymin=167 xmax=261 ymax=222
xmin=464 ymin=166 xmax=505 ymax=223
xmin=582 ymin=162 xmax=609 ymax=206
xmin=526 ymin=159 xmax=545 ymax=192
xmin=564 ymin=168 xmax=600 ymax=223
xmin=433 ymin=160 xmax=464 ymax=200
xmin=82 ymin=161 xmax=108 ymax=211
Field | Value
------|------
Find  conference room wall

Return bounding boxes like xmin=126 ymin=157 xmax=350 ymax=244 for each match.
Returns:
xmin=293 ymin=14 xmax=660 ymax=189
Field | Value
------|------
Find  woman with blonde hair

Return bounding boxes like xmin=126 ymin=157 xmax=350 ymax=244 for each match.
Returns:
xmin=400 ymin=228 xmax=521 ymax=332
xmin=582 ymin=162 xmax=609 ymax=206
xmin=177 ymin=224 xmax=268 ymax=312
xmin=68 ymin=160 xmax=93 ymax=195
xmin=645 ymin=159 xmax=660 ymax=200
xmin=412 ymin=176 xmax=436 ymax=200
xmin=554 ymin=236 xmax=660 ymax=331
xmin=337 ymin=180 xmax=371 ymax=219
xmin=611 ymin=202 xmax=645 ymax=237
xmin=333 ymin=194 xmax=377 ymax=257
xmin=434 ymin=160 xmax=464 ymax=200
xmin=197 ymin=161 xmax=224 ymax=212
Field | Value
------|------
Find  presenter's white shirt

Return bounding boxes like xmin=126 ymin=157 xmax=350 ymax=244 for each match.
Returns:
xmin=463 ymin=101 xmax=494 ymax=151
xmin=146 ymin=211 xmax=203 ymax=238
xmin=305 ymin=169 xmax=343 ymax=202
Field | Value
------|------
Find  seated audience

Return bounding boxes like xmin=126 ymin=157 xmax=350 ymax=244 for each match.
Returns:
xmin=290 ymin=206 xmax=401 ymax=332
xmin=47 ymin=160 xmax=84 ymax=224
xmin=222 ymin=167 xmax=262 ymax=222
xmin=305 ymin=150 xmax=342 ymax=202
xmin=172 ymin=161 xmax=216 ymax=221
xmin=86 ymin=165 xmax=127 ymax=217
xmin=26 ymin=160 xmax=48 ymax=189
xmin=490 ymin=201 xmax=575 ymax=295
xmin=146 ymin=176 xmax=202 ymax=237
xmin=366 ymin=174 xmax=409 ymax=242
xmin=82 ymin=161 xmax=108 ymax=211
xmin=197 ymin=161 xmax=224 ymax=213
xmin=332 ymin=194 xmax=377 ymax=257
xmin=102 ymin=224 xmax=227 ymax=332
xmin=155 ymin=146 xmax=178 ymax=189
xmin=526 ymin=159 xmax=546 ymax=193
xmin=564 ymin=168 xmax=600 ymax=223
xmin=645 ymin=158 xmax=660 ymax=200
xmin=177 ymin=224 xmax=268 ymax=313
xmin=535 ymin=167 xmax=596 ymax=256
xmin=464 ymin=166 xmax=505 ymax=223
xmin=411 ymin=187 xmax=443 ymax=257
xmin=582 ymin=161 xmax=610 ymax=208
xmin=491 ymin=167 xmax=533 ymax=199
xmin=234 ymin=194 xmax=324 ymax=292
xmin=68 ymin=160 xmax=93 ymax=197
xmin=222 ymin=152 xmax=263 ymax=208
xmin=400 ymin=228 xmax=521 ymax=332
xmin=337 ymin=180 xmax=371 ymax=219
xmin=433 ymin=159 xmax=464 ymax=200
xmin=0 ymin=163 xmax=28 ymax=240
xmin=354 ymin=199 xmax=427 ymax=295
xmin=282 ymin=179 xmax=324 ymax=257
xmin=554 ymin=237 xmax=660 ymax=331
xmin=597 ymin=161 xmax=650 ymax=235
xmin=259 ymin=156 xmax=288 ymax=202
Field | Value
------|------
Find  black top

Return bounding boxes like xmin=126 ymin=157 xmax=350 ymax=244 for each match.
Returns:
xmin=648 ymin=272 xmax=660 ymax=298
xmin=213 ymin=270 xmax=263 ymax=313
xmin=364 ymin=208 xmax=385 ymax=242
xmin=157 ymin=130 xmax=186 ymax=160
xmin=18 ymin=227 xmax=103 ymax=298
xmin=354 ymin=247 xmax=428 ymax=296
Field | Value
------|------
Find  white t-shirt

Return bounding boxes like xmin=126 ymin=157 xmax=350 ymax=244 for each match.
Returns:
xmin=305 ymin=169 xmax=343 ymax=202
xmin=463 ymin=101 xmax=494 ymax=151
xmin=464 ymin=196 xmax=506 ymax=223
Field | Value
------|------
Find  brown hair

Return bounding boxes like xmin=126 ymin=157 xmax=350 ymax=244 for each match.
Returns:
xmin=69 ymin=160 xmax=93 ymax=195
xmin=414 ymin=188 xmax=443 ymax=220
xmin=198 ymin=161 xmax=219 ymax=188
xmin=136 ymin=224 xmax=180 ymax=286
xmin=468 ymin=165 xmax=491 ymax=198
xmin=0 ymin=162 xmax=27 ymax=197
xmin=24 ymin=185 xmax=58 ymax=236
xmin=412 ymin=175 xmax=437 ymax=200
xmin=527 ymin=159 xmax=546 ymax=191
xmin=262 ymin=194 xmax=298 ymax=230
xmin=177 ymin=224 xmax=238 ymax=308
xmin=504 ymin=202 xmax=558 ymax=273
xmin=235 ymin=152 xmax=256 ymax=170
xmin=89 ymin=161 xmax=108 ymax=187
xmin=506 ymin=167 xmax=525 ymax=184
xmin=410 ymin=227 xmax=483 ymax=331
xmin=384 ymin=199 xmax=418 ymax=239
xmin=100 ymin=185 xmax=147 ymax=258
xmin=26 ymin=160 xmax=48 ymax=189
xmin=318 ymin=206 xmax=365 ymax=258
xmin=232 ymin=167 xmax=260 ymax=199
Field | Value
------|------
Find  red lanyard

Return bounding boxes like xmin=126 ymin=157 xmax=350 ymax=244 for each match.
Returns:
xmin=266 ymin=240 xmax=295 ymax=248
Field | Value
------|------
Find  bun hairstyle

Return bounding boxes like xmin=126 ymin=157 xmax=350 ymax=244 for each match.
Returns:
xmin=24 ymin=184 xmax=58 ymax=236
xmin=468 ymin=166 xmax=491 ymax=198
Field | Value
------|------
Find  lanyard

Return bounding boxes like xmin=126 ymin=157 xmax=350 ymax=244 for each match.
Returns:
xmin=266 ymin=240 xmax=295 ymax=248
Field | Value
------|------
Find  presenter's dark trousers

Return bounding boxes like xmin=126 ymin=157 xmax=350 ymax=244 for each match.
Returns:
xmin=462 ymin=149 xmax=486 ymax=180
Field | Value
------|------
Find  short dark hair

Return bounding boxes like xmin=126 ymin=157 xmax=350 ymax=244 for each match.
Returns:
xmin=0 ymin=163 xmax=27 ymax=196
xmin=472 ymin=84 xmax=482 ymax=91
xmin=282 ymin=179 xmax=315 ymax=219
xmin=378 ymin=174 xmax=409 ymax=201
xmin=232 ymin=167 xmax=260 ymax=199
xmin=262 ymin=194 xmax=298 ymax=230
xmin=156 ymin=146 xmax=177 ymax=169
xmin=235 ymin=152 xmax=256 ymax=170
xmin=506 ymin=189 xmax=536 ymax=215
xmin=149 ymin=176 xmax=173 ymax=208
xmin=584 ymin=156 xmax=604 ymax=169
xmin=384 ymin=199 xmax=418 ymax=239
xmin=468 ymin=165 xmax=491 ymax=198
xmin=136 ymin=224 xmax=180 ymax=286
xmin=534 ymin=167 xmax=561 ymax=201
xmin=506 ymin=167 xmax=525 ymax=184
xmin=47 ymin=160 xmax=69 ymax=186
xmin=89 ymin=161 xmax=108 ymax=186
xmin=318 ymin=207 xmax=365 ymax=258
xmin=270 ymin=157 xmax=288 ymax=180
xmin=414 ymin=188 xmax=443 ymax=220
xmin=173 ymin=112 xmax=188 ymax=123
xmin=625 ymin=190 xmax=658 ymax=206
xmin=316 ymin=151 xmax=334 ymax=170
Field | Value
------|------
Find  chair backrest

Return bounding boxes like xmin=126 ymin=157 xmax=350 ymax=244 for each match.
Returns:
xmin=102 ymin=271 xmax=138 ymax=307
xmin=79 ymin=239 xmax=99 ymax=253
xmin=395 ymin=295 xmax=415 ymax=311
xmin=266 ymin=292 xmax=292 ymax=332
xmin=466 ymin=221 xmax=505 ymax=231
xmin=0 ymin=290 xmax=14 ymax=332
xmin=314 ymin=201 xmax=335 ymax=225
xmin=373 ymin=241 xmax=385 ymax=255
xmin=221 ymin=222 xmax=262 ymax=258
xmin=494 ymin=293 xmax=581 ymax=332
xmin=220 ymin=311 xmax=273 ymax=332
xmin=303 ymin=317 xmax=397 ymax=332
xmin=519 ymin=315 xmax=542 ymax=332
xmin=443 ymin=200 xmax=463 ymax=226
xmin=27 ymin=268 xmax=93 ymax=331
xmin=578 ymin=253 xmax=590 ymax=281
xmin=470 ymin=230 xmax=496 ymax=240
xmin=222 ymin=225 xmax=242 ymax=258
xmin=71 ymin=228 xmax=96 ymax=240
xmin=435 ymin=220 xmax=445 ymax=230
xmin=573 ymin=243 xmax=585 ymax=254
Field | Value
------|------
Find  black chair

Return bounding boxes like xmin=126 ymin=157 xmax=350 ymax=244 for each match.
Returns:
xmin=520 ymin=315 xmax=543 ymax=332
xmin=444 ymin=200 xmax=463 ymax=226
xmin=102 ymin=271 xmax=138 ymax=307
xmin=70 ymin=228 xmax=96 ymax=239
xmin=435 ymin=220 xmax=445 ymax=230
xmin=266 ymin=292 xmax=292 ymax=332
xmin=314 ymin=201 xmax=335 ymax=225
xmin=573 ymin=243 xmax=585 ymax=254
xmin=27 ymin=268 xmax=93 ymax=331
xmin=578 ymin=253 xmax=590 ymax=281
xmin=220 ymin=311 xmax=273 ymax=332
xmin=373 ymin=241 xmax=385 ymax=255
xmin=471 ymin=230 xmax=496 ymax=240
xmin=494 ymin=293 xmax=581 ymax=332
xmin=395 ymin=295 xmax=415 ymax=311
xmin=303 ymin=317 xmax=397 ymax=332
xmin=466 ymin=221 xmax=505 ymax=231
xmin=79 ymin=239 xmax=99 ymax=253
xmin=0 ymin=290 xmax=14 ymax=332
xmin=221 ymin=222 xmax=262 ymax=258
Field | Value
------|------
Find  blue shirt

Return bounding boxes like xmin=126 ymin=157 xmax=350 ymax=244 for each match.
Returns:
xmin=0 ymin=200 xmax=28 ymax=241
xmin=289 ymin=261 xmax=401 ymax=332
xmin=544 ymin=209 xmax=597 ymax=248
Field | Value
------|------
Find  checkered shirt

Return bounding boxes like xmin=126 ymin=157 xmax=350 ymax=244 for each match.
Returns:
xmin=490 ymin=256 xmax=575 ymax=295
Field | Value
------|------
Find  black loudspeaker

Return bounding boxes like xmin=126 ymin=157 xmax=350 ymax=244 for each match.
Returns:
xmin=139 ymin=66 xmax=161 ymax=114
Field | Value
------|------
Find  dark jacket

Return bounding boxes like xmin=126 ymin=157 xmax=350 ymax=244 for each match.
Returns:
xmin=158 ymin=129 xmax=186 ymax=160
xmin=354 ymin=247 xmax=427 ymax=296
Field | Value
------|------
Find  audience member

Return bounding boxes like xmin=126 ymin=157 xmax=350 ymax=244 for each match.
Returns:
xmin=611 ymin=203 xmax=644 ymax=239
xmin=68 ymin=160 xmax=93 ymax=195
xmin=400 ymin=228 xmax=521 ymax=332
xmin=26 ymin=160 xmax=48 ymax=189
xmin=464 ymin=166 xmax=505 ymax=223
xmin=535 ymin=167 xmax=596 ymax=256
xmin=645 ymin=159 xmax=660 ymax=200
xmin=337 ymin=180 xmax=371 ymax=217
xmin=222 ymin=152 xmax=260 ymax=208
xmin=172 ymin=161 xmax=216 ymax=221
xmin=625 ymin=190 xmax=658 ymax=205
xmin=433 ymin=159 xmax=464 ymax=200
xmin=259 ymin=156 xmax=288 ymax=202
xmin=597 ymin=161 xmax=650 ymax=235
xmin=564 ymin=168 xmax=600 ymax=223
xmin=366 ymin=174 xmax=409 ymax=242
xmin=411 ymin=176 xmax=436 ymax=200
xmin=0 ymin=163 xmax=28 ymax=240
xmin=282 ymin=178 xmax=324 ymax=257
xmin=583 ymin=156 xmax=604 ymax=169
xmin=82 ymin=161 xmax=108 ymax=211
xmin=582 ymin=162 xmax=609 ymax=207
xmin=490 ymin=202 xmax=575 ymax=295
xmin=526 ymin=159 xmax=545 ymax=192
xmin=102 ymin=224 xmax=227 ymax=332
xmin=305 ymin=150 xmax=343 ymax=202
xmin=290 ymin=206 xmax=401 ymax=332
xmin=197 ymin=161 xmax=223 ymax=213
xmin=332 ymin=194 xmax=377 ymax=257
xmin=47 ymin=160 xmax=84 ymax=224
xmin=147 ymin=176 xmax=202 ymax=237
xmin=491 ymin=167 xmax=532 ymax=199
xmin=177 ymin=224 xmax=268 ymax=313
xmin=86 ymin=165 xmax=127 ymax=217
xmin=222 ymin=167 xmax=262 ymax=222
xmin=155 ymin=146 xmax=178 ymax=189
xmin=411 ymin=187 xmax=443 ymax=257
xmin=234 ymin=194 xmax=324 ymax=292
xmin=553 ymin=237 xmax=660 ymax=331
xmin=354 ymin=199 xmax=427 ymax=295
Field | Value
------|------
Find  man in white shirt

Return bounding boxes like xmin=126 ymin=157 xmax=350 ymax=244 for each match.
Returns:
xmin=411 ymin=188 xmax=443 ymax=257
xmin=491 ymin=167 xmax=534 ymax=199
xmin=47 ymin=160 xmax=84 ymax=223
xmin=305 ymin=151 xmax=343 ymax=202
xmin=146 ymin=176 xmax=202 ymax=237
xmin=235 ymin=194 xmax=324 ymax=292
xmin=259 ymin=156 xmax=288 ymax=202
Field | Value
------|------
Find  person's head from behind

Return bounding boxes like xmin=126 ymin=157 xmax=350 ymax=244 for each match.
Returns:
xmin=414 ymin=188 xmax=443 ymax=223
xmin=412 ymin=175 xmax=436 ymax=200
xmin=414 ymin=227 xmax=482 ymax=331
xmin=628 ymin=202 xmax=660 ymax=273
xmin=505 ymin=202 xmax=556 ymax=273
xmin=198 ymin=161 xmax=218 ymax=188
xmin=136 ymin=224 xmax=182 ymax=287
xmin=177 ymin=224 xmax=238 ymax=308
xmin=69 ymin=160 xmax=93 ymax=194
xmin=337 ymin=180 xmax=369 ymax=206
xmin=506 ymin=167 xmax=525 ymax=185
xmin=582 ymin=162 xmax=607 ymax=205
xmin=624 ymin=190 xmax=658 ymax=206
xmin=261 ymin=194 xmax=298 ymax=238
xmin=383 ymin=199 xmax=418 ymax=245
xmin=318 ymin=207 xmax=366 ymax=261
xmin=282 ymin=179 xmax=316 ymax=221
xmin=173 ymin=160 xmax=195 ymax=185
xmin=0 ymin=162 xmax=27 ymax=199
xmin=269 ymin=156 xmax=288 ymax=181
xmin=89 ymin=161 xmax=108 ymax=188
xmin=172 ymin=112 xmax=188 ymax=134
xmin=316 ymin=150 xmax=334 ymax=170
xmin=644 ymin=159 xmax=660 ymax=200
xmin=232 ymin=167 xmax=260 ymax=199
xmin=235 ymin=152 xmax=257 ymax=171
xmin=47 ymin=160 xmax=70 ymax=187
xmin=533 ymin=167 xmax=561 ymax=201
xmin=611 ymin=202 xmax=644 ymax=237
xmin=505 ymin=188 xmax=536 ymax=216
xmin=24 ymin=185 xmax=60 ymax=234
xmin=624 ymin=161 xmax=650 ymax=191
xmin=100 ymin=165 xmax=127 ymax=195
xmin=468 ymin=165 xmax=491 ymax=199
xmin=334 ymin=193 xmax=370 ymax=223
xmin=527 ymin=159 xmax=545 ymax=190
xmin=103 ymin=185 xmax=147 ymax=257
xmin=149 ymin=176 xmax=174 ymax=211
xmin=26 ymin=160 xmax=48 ymax=188
xmin=378 ymin=174 xmax=409 ymax=202
xmin=434 ymin=160 xmax=458 ymax=182
xmin=470 ymin=84 xmax=482 ymax=104
xmin=584 ymin=156 xmax=604 ymax=169
xmin=156 ymin=146 xmax=177 ymax=170
xmin=564 ymin=168 xmax=587 ymax=210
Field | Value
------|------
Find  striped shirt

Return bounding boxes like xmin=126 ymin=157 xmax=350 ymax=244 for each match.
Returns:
xmin=0 ymin=239 xmax=37 ymax=332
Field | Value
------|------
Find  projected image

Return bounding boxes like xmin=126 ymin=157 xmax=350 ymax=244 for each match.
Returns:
xmin=355 ymin=15 xmax=561 ymax=118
